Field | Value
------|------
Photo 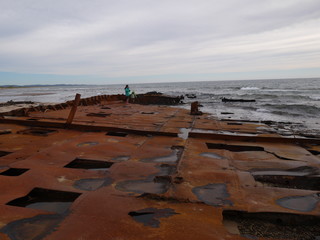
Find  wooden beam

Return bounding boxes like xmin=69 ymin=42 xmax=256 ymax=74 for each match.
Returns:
xmin=66 ymin=93 xmax=81 ymax=125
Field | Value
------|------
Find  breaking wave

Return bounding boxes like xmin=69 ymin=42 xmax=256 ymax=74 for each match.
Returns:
xmin=240 ymin=87 xmax=260 ymax=90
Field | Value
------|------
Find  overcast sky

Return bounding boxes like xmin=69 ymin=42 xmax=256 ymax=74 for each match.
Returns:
xmin=1 ymin=0 xmax=320 ymax=85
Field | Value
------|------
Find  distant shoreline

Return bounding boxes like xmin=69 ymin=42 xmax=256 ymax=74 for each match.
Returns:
xmin=0 ymin=84 xmax=86 ymax=89
xmin=0 ymin=77 xmax=319 ymax=88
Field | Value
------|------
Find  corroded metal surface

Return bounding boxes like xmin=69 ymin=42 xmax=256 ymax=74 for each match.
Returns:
xmin=0 ymin=95 xmax=319 ymax=240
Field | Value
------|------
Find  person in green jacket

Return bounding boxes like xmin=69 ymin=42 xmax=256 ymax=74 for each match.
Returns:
xmin=124 ymin=85 xmax=131 ymax=103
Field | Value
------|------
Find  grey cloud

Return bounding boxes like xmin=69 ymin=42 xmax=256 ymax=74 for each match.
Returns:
xmin=0 ymin=0 xmax=320 ymax=81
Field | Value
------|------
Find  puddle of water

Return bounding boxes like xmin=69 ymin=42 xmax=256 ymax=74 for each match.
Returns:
xmin=74 ymin=178 xmax=113 ymax=191
xmin=200 ymin=152 xmax=225 ymax=159
xmin=251 ymin=166 xmax=319 ymax=177
xmin=0 ymin=214 xmax=64 ymax=240
xmin=26 ymin=202 xmax=72 ymax=214
xmin=141 ymin=147 xmax=183 ymax=164
xmin=88 ymin=168 xmax=110 ymax=171
xmin=77 ymin=142 xmax=99 ymax=147
xmin=128 ymin=208 xmax=178 ymax=228
xmin=178 ymin=128 xmax=191 ymax=140
xmin=112 ymin=156 xmax=130 ymax=161
xmin=157 ymin=164 xmax=177 ymax=175
xmin=116 ymin=179 xmax=169 ymax=194
xmin=142 ymin=149 xmax=179 ymax=163
xmin=192 ymin=183 xmax=233 ymax=207
xmin=276 ymin=194 xmax=320 ymax=212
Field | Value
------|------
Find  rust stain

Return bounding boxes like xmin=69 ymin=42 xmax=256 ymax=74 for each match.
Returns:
xmin=0 ymin=94 xmax=319 ymax=240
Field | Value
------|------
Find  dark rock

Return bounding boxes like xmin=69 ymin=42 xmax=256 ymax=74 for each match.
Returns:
xmin=186 ymin=94 xmax=196 ymax=99
xmin=221 ymin=97 xmax=256 ymax=102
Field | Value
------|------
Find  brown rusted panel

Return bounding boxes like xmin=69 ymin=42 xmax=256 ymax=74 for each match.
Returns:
xmin=0 ymin=96 xmax=320 ymax=240
xmin=0 ymin=118 xmax=178 ymax=137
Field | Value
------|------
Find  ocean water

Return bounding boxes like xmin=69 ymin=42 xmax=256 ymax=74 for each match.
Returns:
xmin=1 ymin=78 xmax=319 ymax=134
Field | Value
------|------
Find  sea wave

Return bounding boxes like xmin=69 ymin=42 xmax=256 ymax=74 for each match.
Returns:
xmin=262 ymin=104 xmax=320 ymax=116
xmin=256 ymin=108 xmax=271 ymax=113
xmin=240 ymin=87 xmax=260 ymax=90
xmin=310 ymin=96 xmax=320 ymax=100
xmin=260 ymin=89 xmax=301 ymax=92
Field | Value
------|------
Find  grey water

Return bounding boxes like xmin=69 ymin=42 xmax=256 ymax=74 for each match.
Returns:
xmin=1 ymin=78 xmax=319 ymax=133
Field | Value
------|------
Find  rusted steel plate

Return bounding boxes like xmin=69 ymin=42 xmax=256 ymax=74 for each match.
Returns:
xmin=0 ymin=97 xmax=320 ymax=240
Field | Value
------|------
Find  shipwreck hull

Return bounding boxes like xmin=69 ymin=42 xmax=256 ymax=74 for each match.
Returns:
xmin=0 ymin=94 xmax=319 ymax=240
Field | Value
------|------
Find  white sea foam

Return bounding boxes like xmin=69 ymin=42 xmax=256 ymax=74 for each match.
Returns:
xmin=256 ymin=108 xmax=270 ymax=113
xmin=310 ymin=96 xmax=320 ymax=100
xmin=240 ymin=87 xmax=260 ymax=90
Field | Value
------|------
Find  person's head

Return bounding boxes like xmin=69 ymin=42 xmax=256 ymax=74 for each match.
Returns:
xmin=125 ymin=85 xmax=129 ymax=89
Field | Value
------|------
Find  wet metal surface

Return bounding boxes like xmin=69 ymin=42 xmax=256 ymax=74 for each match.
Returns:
xmin=178 ymin=128 xmax=191 ymax=140
xmin=112 ymin=156 xmax=130 ymax=161
xmin=141 ymin=146 xmax=184 ymax=163
xmin=200 ymin=152 xmax=225 ymax=159
xmin=77 ymin=141 xmax=99 ymax=147
xmin=73 ymin=177 xmax=113 ymax=191
xmin=26 ymin=202 xmax=72 ymax=214
xmin=115 ymin=179 xmax=170 ymax=194
xmin=128 ymin=208 xmax=178 ymax=228
xmin=192 ymin=184 xmax=233 ymax=206
xmin=276 ymin=193 xmax=320 ymax=212
xmin=1 ymin=97 xmax=320 ymax=240
xmin=251 ymin=166 xmax=319 ymax=177
xmin=0 ymin=214 xmax=65 ymax=240
xmin=157 ymin=164 xmax=177 ymax=175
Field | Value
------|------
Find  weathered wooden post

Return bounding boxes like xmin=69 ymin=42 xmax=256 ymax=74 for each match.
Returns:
xmin=66 ymin=93 xmax=81 ymax=125
xmin=190 ymin=101 xmax=202 ymax=115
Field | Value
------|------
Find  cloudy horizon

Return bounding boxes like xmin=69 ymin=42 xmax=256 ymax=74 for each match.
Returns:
xmin=1 ymin=0 xmax=320 ymax=85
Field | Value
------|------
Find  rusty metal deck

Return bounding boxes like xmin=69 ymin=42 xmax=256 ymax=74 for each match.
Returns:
xmin=0 ymin=96 xmax=319 ymax=240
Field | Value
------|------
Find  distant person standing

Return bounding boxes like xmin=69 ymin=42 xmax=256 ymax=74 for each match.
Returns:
xmin=124 ymin=85 xmax=131 ymax=103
